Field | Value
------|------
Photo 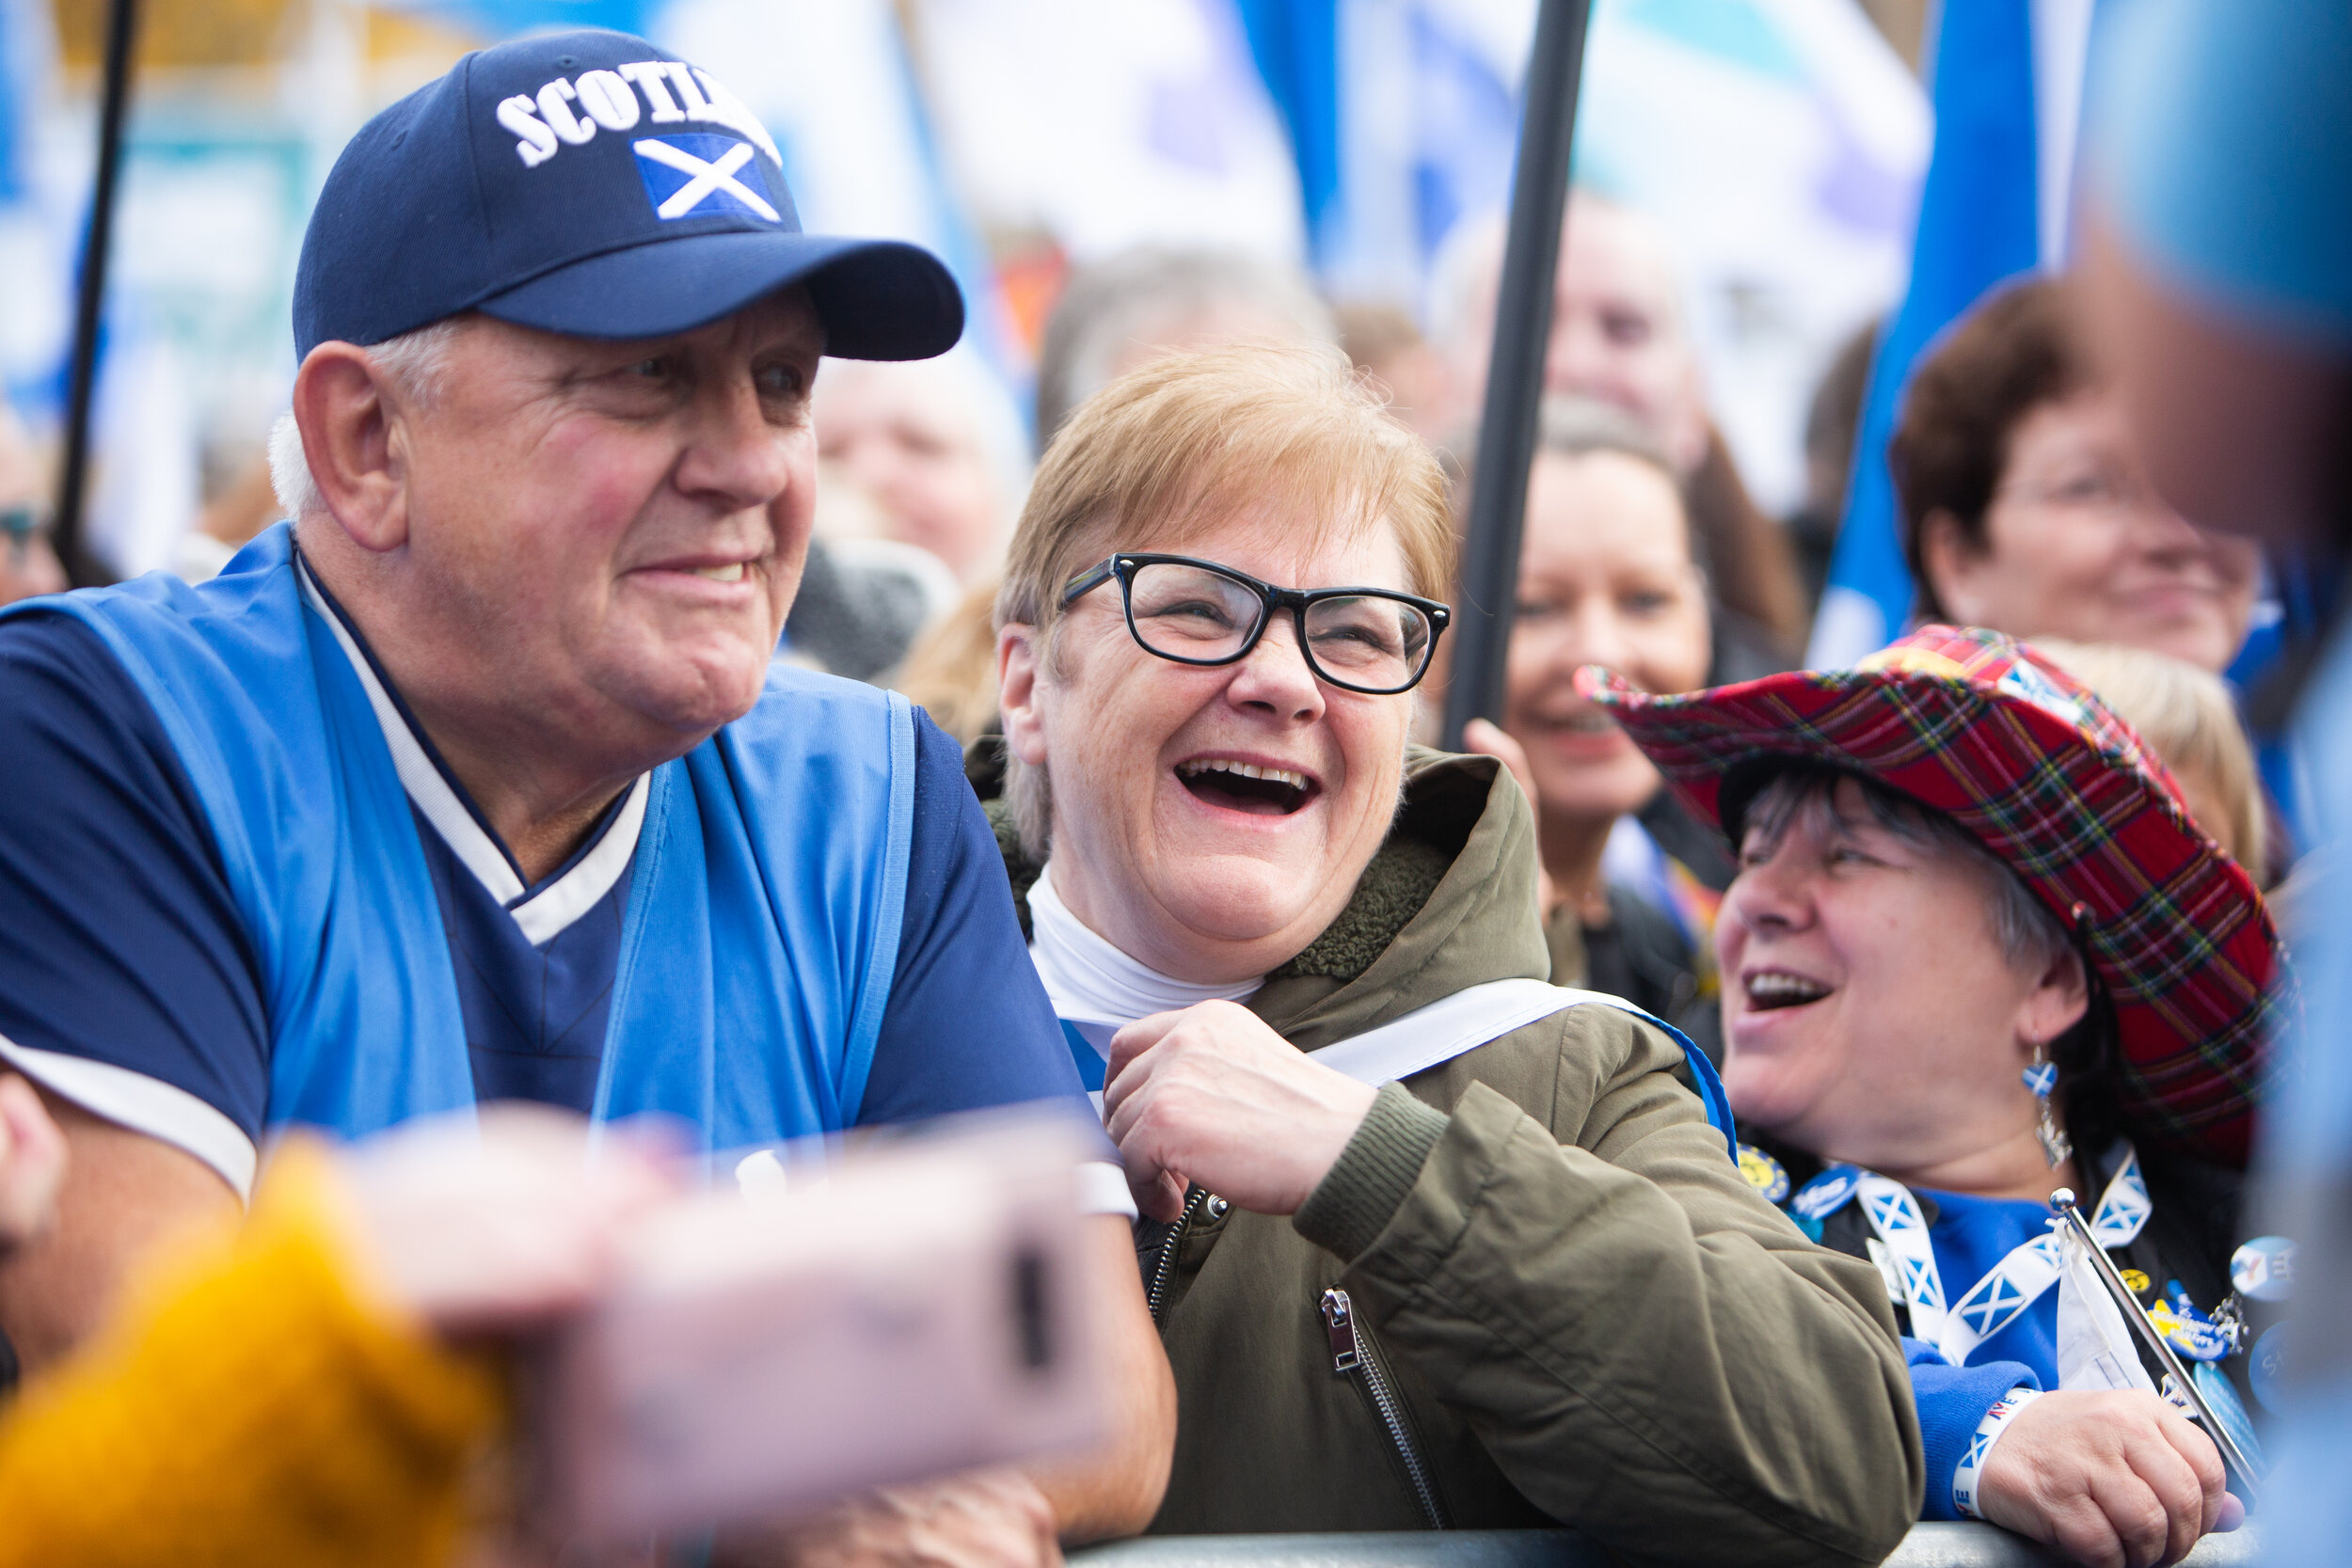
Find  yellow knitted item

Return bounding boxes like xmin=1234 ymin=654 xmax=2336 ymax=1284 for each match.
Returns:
xmin=0 ymin=1137 xmax=504 ymax=1568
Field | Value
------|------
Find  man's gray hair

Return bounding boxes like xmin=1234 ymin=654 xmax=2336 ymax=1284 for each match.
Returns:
xmin=1740 ymin=763 xmax=2074 ymax=976
xmin=1032 ymin=247 xmax=1338 ymax=451
xmin=268 ymin=319 xmax=467 ymax=520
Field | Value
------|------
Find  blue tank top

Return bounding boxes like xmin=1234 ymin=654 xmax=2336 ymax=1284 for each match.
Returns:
xmin=2 ymin=527 xmax=914 ymax=1158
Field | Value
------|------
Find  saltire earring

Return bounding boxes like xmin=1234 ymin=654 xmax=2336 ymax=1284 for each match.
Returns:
xmin=2024 ymin=1048 xmax=2071 ymax=1167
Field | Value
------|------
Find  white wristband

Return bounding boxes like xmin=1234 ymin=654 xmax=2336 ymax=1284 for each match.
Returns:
xmin=1952 ymin=1386 xmax=2042 ymax=1520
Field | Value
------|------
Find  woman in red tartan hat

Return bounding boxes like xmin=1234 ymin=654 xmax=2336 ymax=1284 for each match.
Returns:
xmin=1587 ymin=625 xmax=2287 ymax=1568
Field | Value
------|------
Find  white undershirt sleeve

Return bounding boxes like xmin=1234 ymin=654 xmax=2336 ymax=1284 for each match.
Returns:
xmin=0 ymin=1032 xmax=257 ymax=1202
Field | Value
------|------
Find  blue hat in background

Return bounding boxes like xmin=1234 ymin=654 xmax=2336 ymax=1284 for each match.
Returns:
xmin=293 ymin=29 xmax=962 ymax=361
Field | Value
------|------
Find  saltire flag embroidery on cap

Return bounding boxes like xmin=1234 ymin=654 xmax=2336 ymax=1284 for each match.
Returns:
xmin=633 ymin=134 xmax=780 ymax=223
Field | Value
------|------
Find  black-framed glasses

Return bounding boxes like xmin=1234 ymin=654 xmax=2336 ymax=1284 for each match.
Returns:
xmin=1059 ymin=552 xmax=1450 ymax=696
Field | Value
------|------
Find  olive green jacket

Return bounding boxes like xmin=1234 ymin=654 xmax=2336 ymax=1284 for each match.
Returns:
xmin=981 ymin=747 xmax=1922 ymax=1565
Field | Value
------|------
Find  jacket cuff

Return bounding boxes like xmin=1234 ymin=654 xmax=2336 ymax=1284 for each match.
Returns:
xmin=1294 ymin=1082 xmax=1449 ymax=1261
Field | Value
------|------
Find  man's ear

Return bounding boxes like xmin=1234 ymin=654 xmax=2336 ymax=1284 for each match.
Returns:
xmin=290 ymin=342 xmax=413 ymax=554
xmin=1916 ymin=508 xmax=1990 ymax=625
xmin=2020 ymin=946 xmax=2092 ymax=1053
xmin=997 ymin=622 xmax=1050 ymax=768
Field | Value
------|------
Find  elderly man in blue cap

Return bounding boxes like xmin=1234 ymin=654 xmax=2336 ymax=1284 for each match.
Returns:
xmin=0 ymin=29 xmax=1171 ymax=1560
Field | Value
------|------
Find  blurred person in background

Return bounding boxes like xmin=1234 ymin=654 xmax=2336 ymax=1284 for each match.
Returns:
xmin=1032 ymin=247 xmax=1338 ymax=449
xmin=1467 ymin=399 xmax=1721 ymax=1057
xmin=800 ymin=350 xmax=1024 ymax=689
xmin=780 ymin=461 xmax=961 ymax=685
xmin=1894 ymin=278 xmax=2260 ymax=676
xmin=895 ymin=578 xmax=1004 ymax=749
xmin=1435 ymin=191 xmax=1806 ymax=672
xmin=0 ymin=406 xmax=66 ymax=607
xmin=1332 ymin=301 xmax=1458 ymax=441
xmin=2030 ymin=640 xmax=2267 ymax=879
xmin=177 ymin=452 xmax=290 ymax=585
xmin=977 ymin=341 xmax=1918 ymax=1562
xmin=2078 ymin=7 xmax=2352 ymax=1560
xmin=815 ymin=349 xmax=1028 ymax=583
xmin=0 ymin=33 xmax=1174 ymax=1566
xmin=1598 ymin=628 xmax=2280 ymax=1568
xmin=0 ymin=1081 xmax=672 ymax=1567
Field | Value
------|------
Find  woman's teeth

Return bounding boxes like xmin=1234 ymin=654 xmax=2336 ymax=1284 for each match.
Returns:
xmin=1745 ymin=972 xmax=1831 ymax=1010
xmin=1174 ymin=758 xmax=1314 ymax=815
xmin=1177 ymin=759 xmax=1310 ymax=791
xmin=691 ymin=562 xmax=746 ymax=582
xmin=1537 ymin=710 xmax=1615 ymax=734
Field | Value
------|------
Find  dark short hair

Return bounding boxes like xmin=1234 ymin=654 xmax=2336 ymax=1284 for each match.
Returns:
xmin=1737 ymin=763 xmax=2071 ymax=975
xmin=1890 ymin=278 xmax=2093 ymax=622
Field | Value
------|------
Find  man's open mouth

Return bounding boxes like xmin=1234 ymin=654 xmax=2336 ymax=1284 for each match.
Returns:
xmin=1743 ymin=970 xmax=1832 ymax=1011
xmin=1176 ymin=758 xmax=1318 ymax=816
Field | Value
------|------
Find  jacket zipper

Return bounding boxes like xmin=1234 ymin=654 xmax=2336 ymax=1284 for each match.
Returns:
xmin=1146 ymin=1187 xmax=1209 ymax=1327
xmin=1319 ymin=1287 xmax=1449 ymax=1528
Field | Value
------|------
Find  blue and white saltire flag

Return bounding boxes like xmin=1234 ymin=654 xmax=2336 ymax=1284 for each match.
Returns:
xmin=1240 ymin=0 xmax=1524 ymax=308
xmin=1808 ymin=0 xmax=2101 ymax=667
xmin=1245 ymin=0 xmax=1926 ymax=515
xmin=906 ymin=0 xmax=1308 ymax=271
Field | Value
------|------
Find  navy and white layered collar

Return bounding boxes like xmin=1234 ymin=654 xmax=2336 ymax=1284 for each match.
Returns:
xmin=295 ymin=553 xmax=647 ymax=946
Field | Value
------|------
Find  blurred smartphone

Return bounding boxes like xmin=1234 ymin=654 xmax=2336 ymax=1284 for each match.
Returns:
xmin=527 ymin=1110 xmax=1107 ymax=1539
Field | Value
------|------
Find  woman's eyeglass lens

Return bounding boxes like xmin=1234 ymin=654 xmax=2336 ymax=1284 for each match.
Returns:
xmin=1103 ymin=559 xmax=1440 ymax=694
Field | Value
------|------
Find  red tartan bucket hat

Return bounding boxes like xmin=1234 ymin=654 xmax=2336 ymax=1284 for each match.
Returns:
xmin=1575 ymin=625 xmax=2281 ymax=1167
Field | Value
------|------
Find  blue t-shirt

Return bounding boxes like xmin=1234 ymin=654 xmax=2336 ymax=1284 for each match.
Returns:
xmin=0 ymin=595 xmax=1106 ymax=1196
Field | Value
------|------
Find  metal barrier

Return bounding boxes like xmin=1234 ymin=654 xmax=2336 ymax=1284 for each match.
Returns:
xmin=1075 ymin=1524 xmax=2261 ymax=1568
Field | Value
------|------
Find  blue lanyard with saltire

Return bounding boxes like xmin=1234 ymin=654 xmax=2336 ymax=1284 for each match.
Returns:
xmin=1805 ymin=1145 xmax=2151 ymax=1368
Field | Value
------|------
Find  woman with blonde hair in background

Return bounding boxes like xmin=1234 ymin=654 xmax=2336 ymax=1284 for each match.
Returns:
xmin=2029 ymin=639 xmax=2267 ymax=879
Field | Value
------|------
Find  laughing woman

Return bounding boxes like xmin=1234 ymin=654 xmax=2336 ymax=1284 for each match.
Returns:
xmin=973 ymin=342 xmax=1917 ymax=1566
xmin=1594 ymin=628 xmax=2285 ymax=1568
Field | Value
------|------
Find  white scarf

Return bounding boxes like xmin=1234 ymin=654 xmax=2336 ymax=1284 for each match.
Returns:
xmin=1025 ymin=861 xmax=1263 ymax=1037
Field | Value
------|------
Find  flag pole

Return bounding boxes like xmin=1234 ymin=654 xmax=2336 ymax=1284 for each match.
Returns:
xmin=52 ymin=0 xmax=142 ymax=587
xmin=1439 ymin=0 xmax=1593 ymax=751
xmin=2049 ymin=1188 xmax=2265 ymax=1498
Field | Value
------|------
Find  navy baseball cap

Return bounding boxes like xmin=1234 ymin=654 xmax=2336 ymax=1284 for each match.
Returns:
xmin=293 ymin=29 xmax=962 ymax=361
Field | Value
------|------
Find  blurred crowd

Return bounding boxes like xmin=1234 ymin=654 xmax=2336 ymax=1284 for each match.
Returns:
xmin=0 ymin=3 xmax=2342 ymax=1567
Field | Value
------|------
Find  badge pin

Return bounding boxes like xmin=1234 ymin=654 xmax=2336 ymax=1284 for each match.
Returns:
xmin=2192 ymin=1363 xmax=2266 ymax=1479
xmin=2120 ymin=1267 xmax=2152 ymax=1295
xmin=2249 ymin=1323 xmax=2289 ymax=1414
xmin=1791 ymin=1164 xmax=1862 ymax=1221
xmin=2231 ymin=1236 xmax=2296 ymax=1303
xmin=2149 ymin=1301 xmax=2232 ymax=1362
xmin=1738 ymin=1143 xmax=1790 ymax=1204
